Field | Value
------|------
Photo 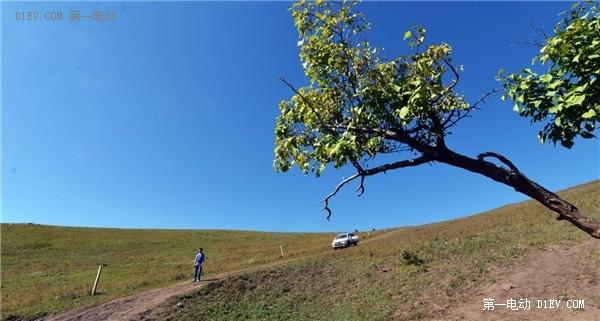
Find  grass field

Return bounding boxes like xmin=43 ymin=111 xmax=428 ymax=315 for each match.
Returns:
xmin=0 ymin=226 xmax=335 ymax=319
xmin=2 ymin=180 xmax=599 ymax=320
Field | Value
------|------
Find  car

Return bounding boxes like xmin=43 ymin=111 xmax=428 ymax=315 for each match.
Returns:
xmin=332 ymin=232 xmax=359 ymax=249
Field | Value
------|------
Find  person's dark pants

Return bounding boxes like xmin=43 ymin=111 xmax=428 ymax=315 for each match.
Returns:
xmin=194 ymin=265 xmax=202 ymax=281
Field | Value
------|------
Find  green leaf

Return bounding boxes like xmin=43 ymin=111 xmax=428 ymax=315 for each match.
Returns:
xmin=399 ymin=106 xmax=410 ymax=119
xmin=560 ymin=139 xmax=574 ymax=149
xmin=403 ymin=30 xmax=412 ymax=40
xmin=516 ymin=94 xmax=525 ymax=103
xmin=585 ymin=122 xmax=595 ymax=131
xmin=581 ymin=108 xmax=597 ymax=119
xmin=547 ymin=79 xmax=562 ymax=90
xmin=548 ymin=105 xmax=562 ymax=114
xmin=531 ymin=55 xmax=539 ymax=65
xmin=531 ymin=100 xmax=543 ymax=108
xmin=569 ymin=94 xmax=586 ymax=105
xmin=537 ymin=132 xmax=546 ymax=144
xmin=539 ymin=74 xmax=552 ymax=83
xmin=580 ymin=131 xmax=596 ymax=139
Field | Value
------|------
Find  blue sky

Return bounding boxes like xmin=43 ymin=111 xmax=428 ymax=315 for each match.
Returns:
xmin=2 ymin=1 xmax=598 ymax=233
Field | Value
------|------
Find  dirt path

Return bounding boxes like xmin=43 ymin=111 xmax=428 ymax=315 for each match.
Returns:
xmin=38 ymin=275 xmax=222 ymax=321
xmin=439 ymin=239 xmax=600 ymax=321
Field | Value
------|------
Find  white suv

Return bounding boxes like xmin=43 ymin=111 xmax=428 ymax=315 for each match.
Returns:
xmin=332 ymin=232 xmax=359 ymax=249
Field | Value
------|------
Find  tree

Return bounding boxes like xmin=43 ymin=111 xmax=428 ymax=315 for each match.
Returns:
xmin=274 ymin=0 xmax=600 ymax=238
xmin=498 ymin=1 xmax=599 ymax=149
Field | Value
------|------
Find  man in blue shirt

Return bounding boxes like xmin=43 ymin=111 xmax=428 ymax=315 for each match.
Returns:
xmin=193 ymin=248 xmax=205 ymax=282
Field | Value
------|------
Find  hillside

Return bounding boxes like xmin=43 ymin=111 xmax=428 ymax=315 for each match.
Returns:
xmin=1 ymin=227 xmax=334 ymax=320
xmin=1 ymin=180 xmax=599 ymax=320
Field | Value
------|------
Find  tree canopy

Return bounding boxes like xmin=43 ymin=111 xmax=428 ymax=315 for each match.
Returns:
xmin=275 ymin=0 xmax=479 ymax=177
xmin=274 ymin=0 xmax=600 ymax=238
xmin=498 ymin=1 xmax=599 ymax=148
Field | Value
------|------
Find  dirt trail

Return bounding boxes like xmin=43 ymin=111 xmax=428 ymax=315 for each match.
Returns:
xmin=437 ymin=239 xmax=600 ymax=321
xmin=39 ymin=276 xmax=218 ymax=321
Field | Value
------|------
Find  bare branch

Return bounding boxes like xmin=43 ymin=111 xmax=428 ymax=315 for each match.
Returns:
xmin=471 ymin=88 xmax=501 ymax=109
xmin=361 ymin=154 xmax=436 ymax=176
xmin=356 ymin=175 xmax=365 ymax=196
xmin=319 ymin=154 xmax=436 ymax=220
xmin=514 ymin=22 xmax=548 ymax=48
xmin=477 ymin=152 xmax=521 ymax=173
xmin=442 ymin=58 xmax=461 ymax=94
xmin=349 ymin=159 xmax=366 ymax=195
xmin=319 ymin=172 xmax=361 ymax=221
xmin=441 ymin=88 xmax=501 ymax=129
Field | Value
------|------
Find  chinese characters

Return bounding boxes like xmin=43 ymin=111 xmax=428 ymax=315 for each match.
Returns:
xmin=484 ymin=298 xmax=585 ymax=311
xmin=69 ymin=10 xmax=117 ymax=23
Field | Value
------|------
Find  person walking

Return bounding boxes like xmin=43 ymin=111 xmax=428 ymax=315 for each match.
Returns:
xmin=193 ymin=248 xmax=205 ymax=282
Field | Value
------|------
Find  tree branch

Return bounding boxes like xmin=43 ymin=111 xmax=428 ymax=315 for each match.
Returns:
xmin=515 ymin=22 xmax=549 ymax=48
xmin=477 ymin=152 xmax=521 ymax=173
xmin=319 ymin=154 xmax=436 ymax=220
xmin=280 ymin=77 xmax=330 ymax=128
xmin=319 ymin=172 xmax=361 ymax=221
xmin=441 ymin=88 xmax=500 ymax=130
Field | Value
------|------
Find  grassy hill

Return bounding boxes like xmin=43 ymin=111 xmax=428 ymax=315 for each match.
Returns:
xmin=1 ymin=226 xmax=334 ymax=320
xmin=1 ymin=180 xmax=599 ymax=320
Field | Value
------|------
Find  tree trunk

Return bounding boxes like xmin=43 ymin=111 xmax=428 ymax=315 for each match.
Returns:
xmin=437 ymin=149 xmax=600 ymax=239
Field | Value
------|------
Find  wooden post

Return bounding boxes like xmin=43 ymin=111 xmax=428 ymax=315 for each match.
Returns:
xmin=92 ymin=265 xmax=103 ymax=295
xmin=280 ymin=244 xmax=285 ymax=258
